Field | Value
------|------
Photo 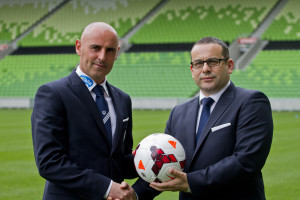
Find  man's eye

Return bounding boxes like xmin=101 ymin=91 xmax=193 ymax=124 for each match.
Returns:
xmin=107 ymin=48 xmax=115 ymax=53
xmin=92 ymin=46 xmax=100 ymax=50
xmin=209 ymin=59 xmax=218 ymax=64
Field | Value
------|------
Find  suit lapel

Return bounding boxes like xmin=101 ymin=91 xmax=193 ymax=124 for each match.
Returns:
xmin=106 ymin=83 xmax=123 ymax=153
xmin=184 ymin=97 xmax=200 ymax=170
xmin=193 ymin=82 xmax=236 ymax=157
xmin=68 ymin=70 xmax=108 ymax=141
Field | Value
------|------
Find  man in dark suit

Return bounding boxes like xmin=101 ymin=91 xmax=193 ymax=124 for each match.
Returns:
xmin=32 ymin=22 xmax=137 ymax=200
xmin=133 ymin=37 xmax=273 ymax=200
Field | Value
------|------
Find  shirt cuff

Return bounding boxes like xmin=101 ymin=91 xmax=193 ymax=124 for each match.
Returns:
xmin=135 ymin=191 xmax=139 ymax=200
xmin=103 ymin=180 xmax=112 ymax=199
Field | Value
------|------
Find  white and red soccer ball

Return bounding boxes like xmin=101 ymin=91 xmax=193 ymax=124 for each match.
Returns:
xmin=133 ymin=133 xmax=186 ymax=183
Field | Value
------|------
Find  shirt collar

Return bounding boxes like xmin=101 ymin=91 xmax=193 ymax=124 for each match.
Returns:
xmin=199 ymin=81 xmax=231 ymax=105
xmin=76 ymin=66 xmax=109 ymax=96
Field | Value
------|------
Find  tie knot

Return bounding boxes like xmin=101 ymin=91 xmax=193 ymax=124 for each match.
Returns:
xmin=201 ymin=97 xmax=214 ymax=107
xmin=93 ymin=85 xmax=104 ymax=96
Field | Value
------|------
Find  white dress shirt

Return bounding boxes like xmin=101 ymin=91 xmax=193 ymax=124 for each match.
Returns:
xmin=196 ymin=81 xmax=231 ymax=133
xmin=76 ymin=67 xmax=117 ymax=140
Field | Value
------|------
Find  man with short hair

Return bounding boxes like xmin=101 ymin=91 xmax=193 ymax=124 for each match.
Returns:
xmin=32 ymin=22 xmax=137 ymax=200
xmin=133 ymin=37 xmax=273 ymax=200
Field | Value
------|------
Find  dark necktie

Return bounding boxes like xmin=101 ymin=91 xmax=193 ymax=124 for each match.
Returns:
xmin=93 ymin=85 xmax=112 ymax=147
xmin=196 ymin=97 xmax=214 ymax=143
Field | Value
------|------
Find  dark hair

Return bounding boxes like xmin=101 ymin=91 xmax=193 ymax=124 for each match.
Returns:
xmin=191 ymin=36 xmax=230 ymax=58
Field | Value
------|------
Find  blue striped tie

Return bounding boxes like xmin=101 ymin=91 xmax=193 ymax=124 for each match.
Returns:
xmin=196 ymin=97 xmax=214 ymax=143
xmin=93 ymin=85 xmax=112 ymax=147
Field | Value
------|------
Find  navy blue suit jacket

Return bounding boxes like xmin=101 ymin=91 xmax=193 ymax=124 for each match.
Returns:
xmin=133 ymin=82 xmax=273 ymax=200
xmin=32 ymin=70 xmax=137 ymax=200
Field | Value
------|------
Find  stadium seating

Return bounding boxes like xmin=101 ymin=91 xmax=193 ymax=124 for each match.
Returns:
xmin=0 ymin=0 xmax=64 ymax=42
xmin=1 ymin=0 xmax=299 ymax=100
xmin=231 ymin=50 xmax=300 ymax=98
xmin=17 ymin=0 xmax=161 ymax=46
xmin=130 ymin=0 xmax=278 ymax=44
xmin=109 ymin=52 xmax=198 ymax=97
xmin=1 ymin=50 xmax=299 ymax=99
xmin=0 ymin=52 xmax=198 ymax=98
xmin=0 ymin=54 xmax=78 ymax=97
xmin=262 ymin=0 xmax=300 ymax=41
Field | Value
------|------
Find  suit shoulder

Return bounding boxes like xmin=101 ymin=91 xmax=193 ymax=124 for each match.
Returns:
xmin=47 ymin=75 xmax=70 ymax=87
xmin=172 ymin=96 xmax=198 ymax=111
xmin=36 ymin=74 xmax=71 ymax=96
xmin=37 ymin=74 xmax=69 ymax=89
xmin=235 ymin=87 xmax=268 ymax=99
xmin=109 ymin=84 xmax=130 ymax=98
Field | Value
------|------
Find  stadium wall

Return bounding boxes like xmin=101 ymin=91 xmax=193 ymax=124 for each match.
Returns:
xmin=0 ymin=97 xmax=300 ymax=111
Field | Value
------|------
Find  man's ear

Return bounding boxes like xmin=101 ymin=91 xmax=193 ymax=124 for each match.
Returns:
xmin=115 ymin=46 xmax=120 ymax=61
xmin=190 ymin=64 xmax=194 ymax=78
xmin=75 ymin=39 xmax=81 ymax=56
xmin=227 ymin=58 xmax=234 ymax=74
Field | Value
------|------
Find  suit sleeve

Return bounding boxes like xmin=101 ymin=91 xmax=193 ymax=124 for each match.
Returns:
xmin=31 ymin=84 xmax=110 ymax=200
xmin=187 ymin=91 xmax=273 ymax=197
xmin=132 ymin=102 xmax=166 ymax=199
xmin=165 ymin=107 xmax=175 ymax=135
xmin=122 ymin=96 xmax=139 ymax=179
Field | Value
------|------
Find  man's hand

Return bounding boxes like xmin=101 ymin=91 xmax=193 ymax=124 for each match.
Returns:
xmin=149 ymin=168 xmax=190 ymax=192
xmin=107 ymin=181 xmax=137 ymax=200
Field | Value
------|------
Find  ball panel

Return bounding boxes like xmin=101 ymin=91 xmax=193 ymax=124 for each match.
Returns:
xmin=157 ymin=165 xmax=178 ymax=182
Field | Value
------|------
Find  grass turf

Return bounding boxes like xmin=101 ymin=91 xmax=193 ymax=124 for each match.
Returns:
xmin=0 ymin=109 xmax=299 ymax=199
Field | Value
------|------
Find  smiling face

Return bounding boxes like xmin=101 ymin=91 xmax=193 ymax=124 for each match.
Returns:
xmin=190 ymin=43 xmax=234 ymax=96
xmin=75 ymin=22 xmax=120 ymax=84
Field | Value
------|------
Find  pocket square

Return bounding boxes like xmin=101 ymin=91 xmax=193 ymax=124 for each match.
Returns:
xmin=122 ymin=117 xmax=129 ymax=122
xmin=211 ymin=123 xmax=231 ymax=132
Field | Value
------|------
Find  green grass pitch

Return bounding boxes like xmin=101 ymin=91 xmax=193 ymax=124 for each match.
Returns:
xmin=0 ymin=109 xmax=299 ymax=199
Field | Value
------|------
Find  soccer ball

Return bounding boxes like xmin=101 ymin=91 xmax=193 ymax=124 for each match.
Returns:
xmin=134 ymin=133 xmax=186 ymax=183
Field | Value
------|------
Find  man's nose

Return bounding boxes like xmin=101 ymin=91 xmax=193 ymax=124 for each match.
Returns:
xmin=202 ymin=62 xmax=211 ymax=72
xmin=98 ymin=49 xmax=106 ymax=60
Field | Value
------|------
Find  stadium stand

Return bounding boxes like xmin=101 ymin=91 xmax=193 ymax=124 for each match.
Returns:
xmin=0 ymin=54 xmax=78 ymax=97
xmin=109 ymin=52 xmax=198 ymax=97
xmin=0 ymin=52 xmax=197 ymax=98
xmin=0 ymin=0 xmax=64 ymax=42
xmin=231 ymin=50 xmax=300 ymax=98
xmin=0 ymin=0 xmax=300 ymax=110
xmin=2 ymin=49 xmax=299 ymax=99
xmin=129 ymin=0 xmax=278 ymax=44
xmin=262 ymin=0 xmax=300 ymax=41
xmin=17 ymin=0 xmax=161 ymax=46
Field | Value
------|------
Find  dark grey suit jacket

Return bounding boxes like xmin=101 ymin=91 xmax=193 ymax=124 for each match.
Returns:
xmin=134 ymin=82 xmax=273 ymax=200
xmin=32 ymin=70 xmax=137 ymax=200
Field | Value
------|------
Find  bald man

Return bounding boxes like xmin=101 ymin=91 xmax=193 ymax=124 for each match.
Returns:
xmin=32 ymin=22 xmax=138 ymax=200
